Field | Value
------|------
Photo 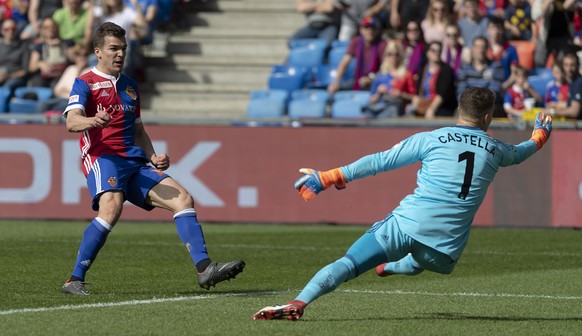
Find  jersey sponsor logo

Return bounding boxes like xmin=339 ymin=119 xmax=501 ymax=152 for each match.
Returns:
xmin=126 ymin=86 xmax=137 ymax=100
xmin=69 ymin=95 xmax=79 ymax=104
xmin=108 ymin=104 xmax=137 ymax=113
xmin=107 ymin=176 xmax=118 ymax=187
xmin=89 ymin=81 xmax=113 ymax=90
xmin=438 ymin=132 xmax=496 ymax=156
xmin=100 ymin=91 xmax=110 ymax=97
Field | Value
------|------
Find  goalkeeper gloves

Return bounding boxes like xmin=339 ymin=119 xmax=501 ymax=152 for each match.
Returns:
xmin=530 ymin=111 xmax=552 ymax=150
xmin=294 ymin=168 xmax=348 ymax=201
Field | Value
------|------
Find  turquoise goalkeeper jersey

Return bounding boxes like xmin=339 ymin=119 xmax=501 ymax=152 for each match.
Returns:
xmin=340 ymin=126 xmax=538 ymax=260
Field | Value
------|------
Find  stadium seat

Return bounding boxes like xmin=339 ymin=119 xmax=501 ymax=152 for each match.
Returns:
xmin=530 ymin=67 xmax=553 ymax=78
xmin=509 ymin=40 xmax=536 ymax=70
xmin=527 ymin=75 xmax=550 ymax=105
xmin=247 ymin=89 xmax=288 ymax=118
xmin=268 ymin=65 xmax=305 ymax=97
xmin=14 ymin=86 xmax=53 ymax=101
xmin=288 ymin=89 xmax=329 ymax=118
xmin=331 ymin=91 xmax=371 ymax=118
xmin=305 ymin=64 xmax=338 ymax=89
xmin=289 ymin=38 xmax=328 ymax=51
xmin=9 ymin=87 xmax=53 ymax=114
xmin=0 ymin=87 xmax=10 ymax=113
xmin=331 ymin=39 xmax=349 ymax=49
xmin=328 ymin=46 xmax=347 ymax=68
xmin=287 ymin=46 xmax=326 ymax=69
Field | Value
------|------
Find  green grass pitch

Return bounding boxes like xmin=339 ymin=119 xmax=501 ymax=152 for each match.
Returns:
xmin=0 ymin=220 xmax=581 ymax=335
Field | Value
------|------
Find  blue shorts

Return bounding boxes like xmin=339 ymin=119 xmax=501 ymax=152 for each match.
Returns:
xmin=346 ymin=213 xmax=457 ymax=275
xmin=87 ymin=155 xmax=169 ymax=211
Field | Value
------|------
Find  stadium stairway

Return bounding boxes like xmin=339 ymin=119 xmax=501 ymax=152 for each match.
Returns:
xmin=140 ymin=0 xmax=303 ymax=121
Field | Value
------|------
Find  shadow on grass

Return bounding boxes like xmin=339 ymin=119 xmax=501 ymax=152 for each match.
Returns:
xmin=315 ymin=312 xmax=582 ymax=323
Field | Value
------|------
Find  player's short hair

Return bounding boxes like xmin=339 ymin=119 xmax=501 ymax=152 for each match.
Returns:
xmin=93 ymin=22 xmax=126 ymax=49
xmin=458 ymin=87 xmax=495 ymax=120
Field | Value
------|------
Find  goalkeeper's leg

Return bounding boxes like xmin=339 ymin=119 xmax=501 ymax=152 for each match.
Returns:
xmin=294 ymin=231 xmax=389 ymax=304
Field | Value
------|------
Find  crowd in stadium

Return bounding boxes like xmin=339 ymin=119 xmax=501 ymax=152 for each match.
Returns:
xmin=0 ymin=0 xmax=181 ymax=115
xmin=274 ymin=0 xmax=582 ymax=120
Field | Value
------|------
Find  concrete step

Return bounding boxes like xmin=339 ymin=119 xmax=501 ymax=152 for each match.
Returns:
xmin=145 ymin=54 xmax=286 ymax=68
xmin=144 ymin=92 xmax=249 ymax=111
xmin=141 ymin=81 xmax=265 ymax=94
xmin=143 ymin=67 xmax=271 ymax=84
xmin=165 ymin=37 xmax=289 ymax=57
xmin=184 ymin=27 xmax=293 ymax=39
xmin=189 ymin=12 xmax=304 ymax=29
xmin=188 ymin=0 xmax=296 ymax=12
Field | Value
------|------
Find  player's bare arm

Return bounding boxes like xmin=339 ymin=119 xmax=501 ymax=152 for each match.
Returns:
xmin=134 ymin=122 xmax=170 ymax=170
xmin=65 ymin=106 xmax=111 ymax=132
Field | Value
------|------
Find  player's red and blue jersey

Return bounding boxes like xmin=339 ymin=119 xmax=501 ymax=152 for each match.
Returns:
xmin=64 ymin=68 xmax=148 ymax=176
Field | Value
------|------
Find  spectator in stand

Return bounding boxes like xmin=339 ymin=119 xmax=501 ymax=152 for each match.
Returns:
xmin=124 ymin=0 xmax=158 ymax=45
xmin=486 ymin=16 xmax=519 ymax=89
xmin=27 ymin=0 xmax=62 ymax=38
xmin=402 ymin=41 xmax=457 ymax=118
xmin=390 ymin=0 xmax=430 ymax=32
xmin=289 ymin=0 xmax=341 ymax=49
xmin=35 ymin=44 xmax=90 ymax=114
xmin=10 ymin=0 xmax=30 ymax=37
xmin=504 ymin=0 xmax=533 ymax=41
xmin=327 ymin=16 xmax=387 ymax=94
xmin=545 ymin=62 xmax=569 ymax=109
xmin=0 ymin=18 xmax=30 ymax=98
xmin=454 ymin=0 xmax=506 ymax=19
xmin=442 ymin=23 xmax=465 ymax=73
xmin=458 ymin=0 xmax=489 ymax=48
xmin=549 ymin=52 xmax=582 ymax=119
xmin=337 ymin=0 xmax=388 ymax=41
xmin=421 ymin=0 xmax=451 ymax=44
xmin=28 ymin=17 xmax=74 ymax=88
xmin=53 ymin=0 xmax=93 ymax=49
xmin=531 ymin=0 xmax=576 ymax=68
xmin=503 ymin=65 xmax=542 ymax=118
xmin=402 ymin=20 xmax=426 ymax=75
xmin=456 ymin=36 xmax=506 ymax=116
xmin=362 ymin=40 xmax=408 ymax=117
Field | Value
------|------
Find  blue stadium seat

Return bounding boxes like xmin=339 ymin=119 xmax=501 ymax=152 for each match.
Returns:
xmin=247 ymin=89 xmax=288 ymax=118
xmin=305 ymin=64 xmax=337 ymax=89
xmin=530 ymin=67 xmax=553 ymax=78
xmin=268 ymin=65 xmax=305 ymax=97
xmin=527 ymin=76 xmax=550 ymax=105
xmin=331 ymin=91 xmax=371 ymax=118
xmin=0 ymin=87 xmax=10 ymax=113
xmin=328 ymin=46 xmax=347 ymax=68
xmin=331 ymin=40 xmax=349 ymax=49
xmin=14 ymin=87 xmax=53 ymax=101
xmin=287 ymin=47 xmax=326 ymax=70
xmin=289 ymin=38 xmax=328 ymax=51
xmin=288 ymin=89 xmax=329 ymax=118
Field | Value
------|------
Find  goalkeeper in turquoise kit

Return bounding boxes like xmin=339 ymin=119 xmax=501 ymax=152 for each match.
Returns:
xmin=252 ymin=87 xmax=553 ymax=321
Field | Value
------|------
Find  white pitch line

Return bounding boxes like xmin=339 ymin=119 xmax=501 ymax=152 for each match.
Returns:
xmin=338 ymin=289 xmax=582 ymax=301
xmin=1 ymin=289 xmax=581 ymax=317
xmin=0 ymin=291 xmax=286 ymax=317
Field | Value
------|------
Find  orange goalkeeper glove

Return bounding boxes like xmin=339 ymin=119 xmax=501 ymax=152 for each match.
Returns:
xmin=530 ymin=111 xmax=552 ymax=150
xmin=294 ymin=168 xmax=348 ymax=201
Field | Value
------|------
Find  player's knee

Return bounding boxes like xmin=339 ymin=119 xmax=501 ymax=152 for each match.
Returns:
xmin=174 ymin=191 xmax=194 ymax=211
xmin=97 ymin=191 xmax=124 ymax=224
xmin=337 ymin=256 xmax=358 ymax=280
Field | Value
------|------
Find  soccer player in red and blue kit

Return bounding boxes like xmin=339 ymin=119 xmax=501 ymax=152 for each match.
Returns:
xmin=60 ymin=22 xmax=245 ymax=295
